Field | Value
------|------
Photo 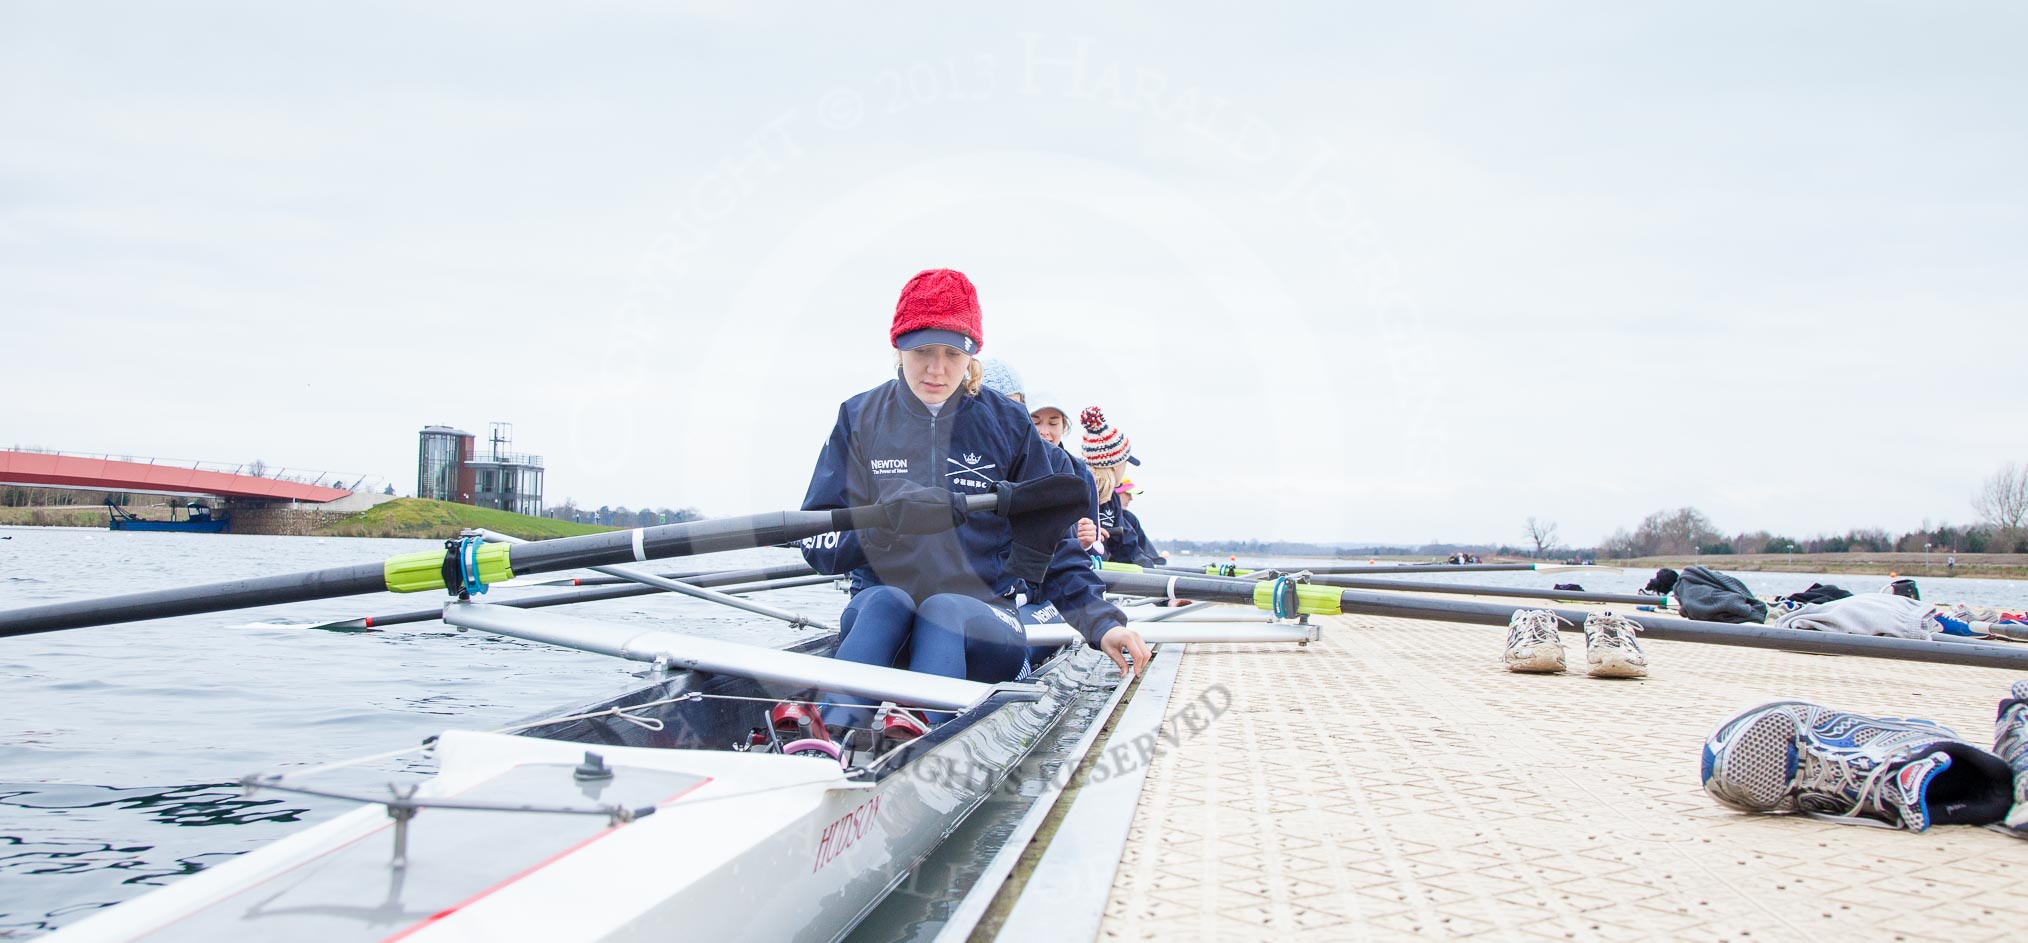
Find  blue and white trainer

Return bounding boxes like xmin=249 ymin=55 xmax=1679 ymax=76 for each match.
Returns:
xmin=1996 ymin=680 xmax=2028 ymax=833
xmin=1701 ymin=701 xmax=2012 ymax=831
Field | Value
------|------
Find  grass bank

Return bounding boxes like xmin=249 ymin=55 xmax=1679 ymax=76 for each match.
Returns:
xmin=1607 ymin=552 xmax=2028 ymax=581
xmin=0 ymin=507 xmax=119 ymax=528
xmin=0 ymin=504 xmax=186 ymax=528
xmin=315 ymin=498 xmax=617 ymax=540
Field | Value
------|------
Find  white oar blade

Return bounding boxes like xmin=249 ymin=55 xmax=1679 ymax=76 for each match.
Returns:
xmin=442 ymin=602 xmax=999 ymax=712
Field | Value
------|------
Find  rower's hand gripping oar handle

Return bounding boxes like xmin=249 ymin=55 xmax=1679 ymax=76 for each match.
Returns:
xmin=828 ymin=492 xmax=1000 ymax=533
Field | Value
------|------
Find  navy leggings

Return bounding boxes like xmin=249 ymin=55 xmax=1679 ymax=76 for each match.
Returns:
xmin=819 ymin=586 xmax=1041 ymax=730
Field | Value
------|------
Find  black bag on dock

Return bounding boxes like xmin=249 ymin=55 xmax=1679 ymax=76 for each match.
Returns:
xmin=1675 ymin=566 xmax=1768 ymax=624
xmin=1782 ymin=583 xmax=1853 ymax=606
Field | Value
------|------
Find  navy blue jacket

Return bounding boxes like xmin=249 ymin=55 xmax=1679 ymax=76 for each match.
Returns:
xmin=1098 ymin=493 xmax=1161 ymax=568
xmin=1052 ymin=446 xmax=1100 ymax=525
xmin=800 ymin=380 xmax=1126 ymax=646
xmin=1117 ymin=507 xmax=1163 ymax=567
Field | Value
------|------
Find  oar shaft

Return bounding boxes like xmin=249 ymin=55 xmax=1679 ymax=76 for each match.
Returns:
xmin=501 ymin=510 xmax=834 ymax=574
xmin=1294 ymin=563 xmax=1546 ymax=575
xmin=326 ymin=563 xmax=821 ymax=631
xmin=1303 ymin=574 xmax=1660 ymax=607
xmin=0 ymin=502 xmax=891 ymax=638
xmin=1155 ymin=563 xmax=1611 ymax=577
xmin=0 ymin=562 xmax=390 ymax=638
xmin=1100 ymin=571 xmax=2028 ymax=671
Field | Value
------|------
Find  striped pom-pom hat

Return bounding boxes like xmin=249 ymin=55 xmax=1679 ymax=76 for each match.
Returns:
xmin=1080 ymin=406 xmax=1133 ymax=469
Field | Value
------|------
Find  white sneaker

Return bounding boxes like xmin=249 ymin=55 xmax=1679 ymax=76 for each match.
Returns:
xmin=1583 ymin=611 xmax=1648 ymax=678
xmin=1503 ymin=609 xmax=1567 ymax=673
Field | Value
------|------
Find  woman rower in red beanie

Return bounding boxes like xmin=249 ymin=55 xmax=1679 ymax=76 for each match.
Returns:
xmin=784 ymin=269 xmax=1149 ymax=759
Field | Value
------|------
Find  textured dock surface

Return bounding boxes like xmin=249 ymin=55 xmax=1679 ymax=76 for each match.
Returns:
xmin=1098 ymin=614 xmax=2028 ymax=942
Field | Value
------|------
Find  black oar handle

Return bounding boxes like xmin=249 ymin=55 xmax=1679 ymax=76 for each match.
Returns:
xmin=823 ymin=493 xmax=997 ymax=534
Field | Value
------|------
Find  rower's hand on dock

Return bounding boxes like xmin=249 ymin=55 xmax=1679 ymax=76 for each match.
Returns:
xmin=1076 ymin=518 xmax=1097 ymax=550
xmin=1101 ymin=625 xmax=1151 ymax=680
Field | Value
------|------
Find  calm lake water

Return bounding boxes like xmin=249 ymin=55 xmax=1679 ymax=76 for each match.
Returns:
xmin=0 ymin=527 xmax=853 ymax=937
xmin=3 ymin=530 xmax=2023 ymax=938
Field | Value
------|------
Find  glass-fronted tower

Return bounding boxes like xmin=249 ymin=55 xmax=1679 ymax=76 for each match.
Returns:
xmin=417 ymin=423 xmax=544 ymax=514
xmin=416 ymin=426 xmax=474 ymax=502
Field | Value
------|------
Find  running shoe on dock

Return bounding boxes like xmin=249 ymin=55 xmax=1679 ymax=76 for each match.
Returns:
xmin=1582 ymin=612 xmax=1648 ymax=678
xmin=1701 ymin=701 xmax=2013 ymax=831
xmin=1502 ymin=609 xmax=1566 ymax=673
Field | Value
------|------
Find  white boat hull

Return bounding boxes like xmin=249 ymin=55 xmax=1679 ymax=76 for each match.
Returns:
xmin=47 ymin=647 xmax=1110 ymax=943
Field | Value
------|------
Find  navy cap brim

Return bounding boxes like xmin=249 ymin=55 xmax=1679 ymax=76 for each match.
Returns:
xmin=896 ymin=328 xmax=978 ymax=354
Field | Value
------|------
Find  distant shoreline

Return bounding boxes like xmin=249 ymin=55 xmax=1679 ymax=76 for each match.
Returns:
xmin=1603 ymin=552 xmax=2028 ymax=582
xmin=0 ymin=499 xmax=615 ymax=541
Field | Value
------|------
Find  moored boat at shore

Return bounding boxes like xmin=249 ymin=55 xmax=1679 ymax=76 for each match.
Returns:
xmin=104 ymin=499 xmax=228 ymax=534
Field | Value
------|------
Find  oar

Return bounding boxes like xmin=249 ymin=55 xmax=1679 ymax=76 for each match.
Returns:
xmin=472 ymin=529 xmax=836 ymax=633
xmin=1100 ymin=569 xmax=2028 ymax=671
xmin=1297 ymin=574 xmax=1665 ymax=608
xmin=313 ymin=564 xmax=826 ymax=631
xmin=1153 ymin=562 xmax=1622 ymax=577
xmin=0 ymin=495 xmax=1000 ymax=637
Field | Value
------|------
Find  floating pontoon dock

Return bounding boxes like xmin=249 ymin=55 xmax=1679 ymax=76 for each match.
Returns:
xmin=958 ymin=611 xmax=2028 ymax=943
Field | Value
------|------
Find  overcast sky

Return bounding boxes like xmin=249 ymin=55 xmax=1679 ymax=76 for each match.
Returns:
xmin=3 ymin=3 xmax=2023 ymax=546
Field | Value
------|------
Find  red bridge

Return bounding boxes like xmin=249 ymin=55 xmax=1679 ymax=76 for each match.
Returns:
xmin=0 ymin=450 xmax=359 ymax=503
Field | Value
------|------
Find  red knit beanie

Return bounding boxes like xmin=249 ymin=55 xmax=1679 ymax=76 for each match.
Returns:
xmin=890 ymin=269 xmax=983 ymax=354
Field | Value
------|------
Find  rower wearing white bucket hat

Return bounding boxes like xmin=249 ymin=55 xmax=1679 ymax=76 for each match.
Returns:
xmin=980 ymin=365 xmax=1100 ymax=552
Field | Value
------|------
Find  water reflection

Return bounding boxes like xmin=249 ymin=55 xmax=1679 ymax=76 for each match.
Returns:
xmin=844 ymin=687 xmax=1113 ymax=943
xmin=0 ymin=533 xmax=841 ymax=936
xmin=0 ymin=783 xmax=325 ymax=936
xmin=1 ymin=782 xmax=313 ymax=827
